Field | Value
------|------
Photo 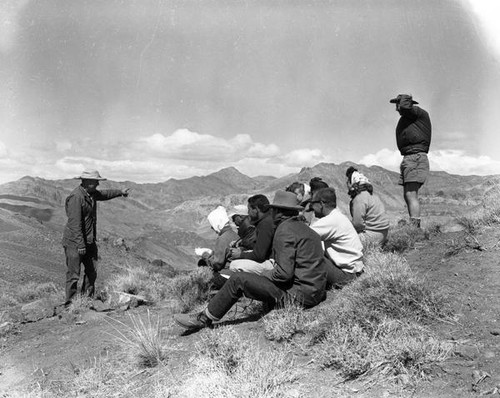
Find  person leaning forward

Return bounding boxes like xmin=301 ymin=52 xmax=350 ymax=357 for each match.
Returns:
xmin=174 ymin=190 xmax=328 ymax=332
xmin=62 ymin=170 xmax=129 ymax=305
xmin=390 ymin=93 xmax=432 ymax=228
xmin=227 ymin=194 xmax=275 ymax=274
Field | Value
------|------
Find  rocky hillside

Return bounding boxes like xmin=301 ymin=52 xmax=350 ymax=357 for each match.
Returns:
xmin=0 ymin=163 xmax=498 ymax=284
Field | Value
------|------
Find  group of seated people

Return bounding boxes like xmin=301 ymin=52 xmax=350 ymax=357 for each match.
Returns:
xmin=174 ymin=166 xmax=390 ymax=331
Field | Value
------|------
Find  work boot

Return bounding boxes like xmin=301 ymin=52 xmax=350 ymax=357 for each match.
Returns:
xmin=410 ymin=217 xmax=421 ymax=228
xmin=174 ymin=310 xmax=212 ymax=330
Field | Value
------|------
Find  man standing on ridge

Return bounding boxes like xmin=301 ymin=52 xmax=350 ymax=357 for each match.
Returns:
xmin=390 ymin=94 xmax=431 ymax=228
xmin=62 ymin=169 xmax=130 ymax=306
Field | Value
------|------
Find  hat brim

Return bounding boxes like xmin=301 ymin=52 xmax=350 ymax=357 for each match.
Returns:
xmin=268 ymin=204 xmax=304 ymax=211
xmin=389 ymin=98 xmax=419 ymax=105
xmin=74 ymin=176 xmax=107 ymax=181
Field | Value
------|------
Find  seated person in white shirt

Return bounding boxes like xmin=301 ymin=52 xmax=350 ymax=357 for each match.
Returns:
xmin=309 ymin=187 xmax=364 ymax=289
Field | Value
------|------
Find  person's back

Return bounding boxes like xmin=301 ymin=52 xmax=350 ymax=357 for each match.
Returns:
xmin=270 ymin=217 xmax=327 ymax=307
xmin=311 ymin=208 xmax=364 ymax=273
xmin=350 ymin=190 xmax=389 ymax=233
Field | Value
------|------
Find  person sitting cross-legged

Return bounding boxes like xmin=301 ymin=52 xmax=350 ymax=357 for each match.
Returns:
xmin=174 ymin=190 xmax=328 ymax=332
xmin=309 ymin=187 xmax=364 ymax=289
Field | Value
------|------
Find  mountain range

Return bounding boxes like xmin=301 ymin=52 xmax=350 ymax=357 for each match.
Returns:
xmin=0 ymin=162 xmax=498 ymax=292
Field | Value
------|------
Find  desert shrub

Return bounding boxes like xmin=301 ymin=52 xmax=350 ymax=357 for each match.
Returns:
xmin=295 ymin=250 xmax=450 ymax=382
xmin=177 ymin=327 xmax=300 ymax=398
xmin=167 ymin=267 xmax=213 ymax=313
xmin=315 ymin=319 xmax=452 ymax=380
xmin=0 ymin=282 xmax=62 ymax=308
xmin=108 ymin=262 xmax=178 ymax=304
xmin=66 ymin=294 xmax=94 ymax=315
xmin=384 ymin=224 xmax=428 ymax=253
xmin=262 ymin=298 xmax=305 ymax=342
xmin=14 ymin=282 xmax=60 ymax=303
xmin=111 ymin=310 xmax=167 ymax=368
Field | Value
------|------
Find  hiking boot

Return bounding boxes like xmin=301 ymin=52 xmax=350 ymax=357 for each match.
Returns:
xmin=174 ymin=311 xmax=212 ymax=330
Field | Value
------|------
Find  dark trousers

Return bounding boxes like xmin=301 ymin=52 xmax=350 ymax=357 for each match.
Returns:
xmin=324 ymin=257 xmax=358 ymax=289
xmin=207 ymin=272 xmax=287 ymax=320
xmin=64 ymin=243 xmax=98 ymax=303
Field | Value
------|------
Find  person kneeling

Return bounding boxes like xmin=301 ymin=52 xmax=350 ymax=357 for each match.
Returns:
xmin=174 ymin=191 xmax=328 ymax=331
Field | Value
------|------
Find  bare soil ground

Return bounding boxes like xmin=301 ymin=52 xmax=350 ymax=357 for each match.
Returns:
xmin=1 ymin=226 xmax=500 ymax=397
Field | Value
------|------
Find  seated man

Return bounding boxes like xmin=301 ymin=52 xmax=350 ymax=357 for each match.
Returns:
xmin=228 ymin=205 xmax=256 ymax=251
xmin=174 ymin=190 xmax=328 ymax=331
xmin=227 ymin=195 xmax=275 ymax=274
xmin=199 ymin=206 xmax=238 ymax=272
xmin=309 ymin=187 xmax=364 ymax=289
xmin=346 ymin=166 xmax=390 ymax=247
xmin=286 ymin=181 xmax=313 ymax=224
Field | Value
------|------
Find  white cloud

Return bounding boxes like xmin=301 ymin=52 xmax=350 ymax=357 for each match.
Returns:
xmin=430 ymin=149 xmax=500 ymax=176
xmin=139 ymin=129 xmax=280 ymax=161
xmin=358 ymin=148 xmax=401 ymax=172
xmin=280 ymin=148 xmax=330 ymax=168
xmin=359 ymin=148 xmax=500 ymax=176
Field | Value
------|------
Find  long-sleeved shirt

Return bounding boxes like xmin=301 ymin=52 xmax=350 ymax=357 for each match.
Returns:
xmin=207 ymin=224 xmax=239 ymax=272
xmin=310 ymin=208 xmax=364 ymax=273
xmin=350 ymin=191 xmax=390 ymax=233
xmin=264 ymin=217 xmax=327 ymax=308
xmin=239 ymin=212 xmax=275 ymax=262
xmin=62 ymin=185 xmax=124 ymax=249
xmin=396 ymin=98 xmax=432 ymax=155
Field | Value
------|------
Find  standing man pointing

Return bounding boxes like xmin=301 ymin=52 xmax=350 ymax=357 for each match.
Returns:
xmin=390 ymin=94 xmax=432 ymax=228
xmin=62 ymin=170 xmax=129 ymax=305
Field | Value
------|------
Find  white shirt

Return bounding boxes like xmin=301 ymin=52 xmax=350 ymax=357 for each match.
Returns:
xmin=310 ymin=208 xmax=364 ymax=273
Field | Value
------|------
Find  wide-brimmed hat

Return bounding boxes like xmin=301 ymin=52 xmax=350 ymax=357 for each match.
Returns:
xmin=74 ymin=169 xmax=107 ymax=180
xmin=228 ymin=204 xmax=248 ymax=219
xmin=389 ymin=94 xmax=418 ymax=105
xmin=268 ymin=190 xmax=304 ymax=211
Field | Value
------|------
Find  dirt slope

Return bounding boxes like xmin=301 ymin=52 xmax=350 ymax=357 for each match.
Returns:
xmin=1 ymin=226 xmax=500 ymax=397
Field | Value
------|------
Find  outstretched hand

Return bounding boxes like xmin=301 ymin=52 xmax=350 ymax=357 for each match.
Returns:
xmin=122 ymin=188 xmax=130 ymax=197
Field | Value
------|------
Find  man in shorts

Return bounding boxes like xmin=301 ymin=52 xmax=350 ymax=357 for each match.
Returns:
xmin=390 ymin=94 xmax=432 ymax=228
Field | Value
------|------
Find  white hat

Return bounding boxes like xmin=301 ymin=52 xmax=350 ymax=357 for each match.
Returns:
xmin=228 ymin=204 xmax=248 ymax=219
xmin=207 ymin=206 xmax=230 ymax=234
xmin=74 ymin=169 xmax=107 ymax=180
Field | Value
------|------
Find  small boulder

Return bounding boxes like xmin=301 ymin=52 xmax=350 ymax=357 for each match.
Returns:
xmin=21 ymin=298 xmax=56 ymax=322
xmin=107 ymin=291 xmax=149 ymax=310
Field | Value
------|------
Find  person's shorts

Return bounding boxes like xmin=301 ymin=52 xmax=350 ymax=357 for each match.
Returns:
xmin=398 ymin=152 xmax=429 ymax=186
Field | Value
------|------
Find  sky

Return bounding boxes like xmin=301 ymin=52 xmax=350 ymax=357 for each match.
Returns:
xmin=1 ymin=0 xmax=500 ymax=183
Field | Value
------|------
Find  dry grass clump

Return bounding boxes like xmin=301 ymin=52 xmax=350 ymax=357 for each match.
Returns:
xmin=384 ymin=224 xmax=428 ymax=253
xmin=0 ymin=282 xmax=62 ymax=308
xmin=259 ymin=250 xmax=451 ymax=384
xmin=315 ymin=319 xmax=451 ymax=381
xmin=110 ymin=310 xmax=167 ymax=368
xmin=306 ymin=251 xmax=450 ymax=381
xmin=262 ymin=298 xmax=305 ymax=342
xmin=176 ymin=327 xmax=300 ymax=398
xmin=167 ymin=267 xmax=214 ymax=313
xmin=66 ymin=294 xmax=94 ymax=315
xmin=108 ymin=263 xmax=212 ymax=312
xmin=108 ymin=262 xmax=179 ymax=303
